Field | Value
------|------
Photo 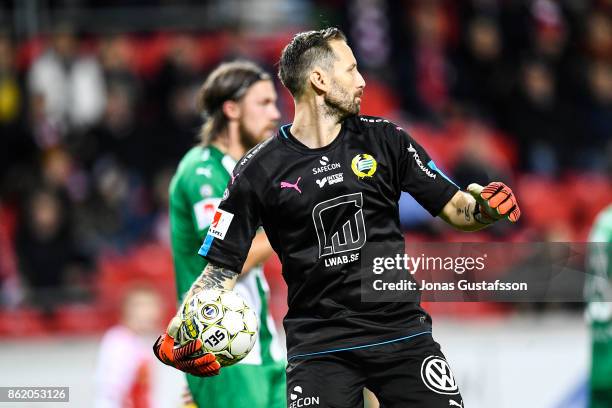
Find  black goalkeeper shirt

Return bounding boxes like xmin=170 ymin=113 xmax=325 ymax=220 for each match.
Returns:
xmin=199 ymin=115 xmax=459 ymax=359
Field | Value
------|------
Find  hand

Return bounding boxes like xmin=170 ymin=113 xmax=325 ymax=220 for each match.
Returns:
xmin=467 ymin=182 xmax=521 ymax=224
xmin=153 ymin=316 xmax=221 ymax=377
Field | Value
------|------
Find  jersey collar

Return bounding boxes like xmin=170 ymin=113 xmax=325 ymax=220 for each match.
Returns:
xmin=278 ymin=118 xmax=350 ymax=154
xmin=221 ymin=154 xmax=237 ymax=175
xmin=205 ymin=145 xmax=236 ymax=175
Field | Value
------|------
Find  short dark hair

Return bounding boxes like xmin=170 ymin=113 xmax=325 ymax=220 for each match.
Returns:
xmin=278 ymin=27 xmax=347 ymax=97
xmin=197 ymin=60 xmax=270 ymax=145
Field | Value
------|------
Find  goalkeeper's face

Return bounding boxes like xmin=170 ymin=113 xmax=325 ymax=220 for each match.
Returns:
xmin=238 ymin=79 xmax=281 ymax=150
xmin=322 ymin=40 xmax=366 ymax=121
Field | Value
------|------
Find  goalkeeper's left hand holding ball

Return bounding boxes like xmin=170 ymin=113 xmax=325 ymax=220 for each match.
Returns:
xmin=467 ymin=181 xmax=521 ymax=225
xmin=153 ymin=316 xmax=221 ymax=377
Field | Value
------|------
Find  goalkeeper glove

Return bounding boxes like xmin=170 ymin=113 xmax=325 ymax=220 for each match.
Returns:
xmin=467 ymin=182 xmax=521 ymax=224
xmin=153 ymin=316 xmax=221 ymax=377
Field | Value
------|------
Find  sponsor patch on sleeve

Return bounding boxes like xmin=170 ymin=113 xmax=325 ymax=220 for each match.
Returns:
xmin=193 ymin=198 xmax=221 ymax=231
xmin=208 ymin=209 xmax=234 ymax=240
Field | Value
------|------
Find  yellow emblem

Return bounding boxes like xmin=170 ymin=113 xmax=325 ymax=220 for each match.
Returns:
xmin=185 ymin=317 xmax=198 ymax=338
xmin=351 ymin=154 xmax=377 ymax=178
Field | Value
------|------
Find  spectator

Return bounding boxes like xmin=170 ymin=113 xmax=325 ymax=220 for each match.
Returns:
xmin=452 ymin=16 xmax=510 ymax=124
xmin=580 ymin=60 xmax=612 ymax=172
xmin=78 ymin=158 xmax=152 ymax=252
xmin=84 ymin=83 xmax=150 ymax=178
xmin=0 ymin=33 xmax=24 ymax=130
xmin=99 ymin=34 xmax=140 ymax=101
xmin=393 ymin=0 xmax=454 ymax=123
xmin=585 ymin=11 xmax=612 ymax=63
xmin=94 ymin=284 xmax=163 ymax=408
xmin=68 ymin=35 xmax=142 ymax=170
xmin=509 ymin=60 xmax=575 ymax=175
xmin=14 ymin=187 xmax=84 ymax=313
xmin=527 ymin=0 xmax=580 ymax=103
xmin=0 ymin=33 xmax=34 ymax=197
xmin=28 ymin=25 xmax=105 ymax=132
xmin=152 ymin=35 xmax=204 ymax=167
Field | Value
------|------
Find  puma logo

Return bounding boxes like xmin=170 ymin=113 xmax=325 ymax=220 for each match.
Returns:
xmin=196 ymin=167 xmax=212 ymax=177
xmin=449 ymin=399 xmax=463 ymax=407
xmin=280 ymin=177 xmax=302 ymax=194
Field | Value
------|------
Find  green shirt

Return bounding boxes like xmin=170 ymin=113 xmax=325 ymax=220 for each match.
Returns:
xmin=169 ymin=145 xmax=282 ymax=366
xmin=585 ymin=204 xmax=612 ymax=390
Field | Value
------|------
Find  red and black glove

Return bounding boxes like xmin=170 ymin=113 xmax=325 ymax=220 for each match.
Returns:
xmin=467 ymin=182 xmax=521 ymax=224
xmin=153 ymin=317 xmax=221 ymax=377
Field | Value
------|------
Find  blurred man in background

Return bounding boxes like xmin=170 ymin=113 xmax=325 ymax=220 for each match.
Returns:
xmin=586 ymin=204 xmax=612 ymax=408
xmin=95 ymin=285 xmax=162 ymax=408
xmin=168 ymin=60 xmax=284 ymax=407
xmin=15 ymin=186 xmax=89 ymax=314
xmin=28 ymin=25 xmax=105 ymax=131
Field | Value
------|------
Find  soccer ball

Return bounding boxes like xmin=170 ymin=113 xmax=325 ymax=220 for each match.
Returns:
xmin=177 ymin=288 xmax=258 ymax=367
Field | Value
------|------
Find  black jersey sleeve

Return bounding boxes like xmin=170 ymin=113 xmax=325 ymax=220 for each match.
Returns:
xmin=391 ymin=124 xmax=459 ymax=216
xmin=198 ymin=174 xmax=261 ymax=272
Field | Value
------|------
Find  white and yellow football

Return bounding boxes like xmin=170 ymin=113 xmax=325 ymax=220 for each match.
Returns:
xmin=177 ymin=289 xmax=258 ymax=367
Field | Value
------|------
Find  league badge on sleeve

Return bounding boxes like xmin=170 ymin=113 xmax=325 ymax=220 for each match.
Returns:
xmin=208 ymin=209 xmax=234 ymax=240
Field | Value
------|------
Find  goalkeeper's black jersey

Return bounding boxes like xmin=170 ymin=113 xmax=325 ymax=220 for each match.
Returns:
xmin=199 ymin=115 xmax=459 ymax=359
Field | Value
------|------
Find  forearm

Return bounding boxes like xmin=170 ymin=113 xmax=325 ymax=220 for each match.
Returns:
xmin=241 ymin=232 xmax=273 ymax=273
xmin=185 ymin=262 xmax=239 ymax=302
xmin=439 ymin=191 xmax=488 ymax=232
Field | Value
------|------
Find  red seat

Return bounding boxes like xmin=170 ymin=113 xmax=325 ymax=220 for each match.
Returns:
xmin=517 ymin=175 xmax=573 ymax=232
xmin=0 ymin=309 xmax=48 ymax=337
xmin=53 ymin=304 xmax=113 ymax=334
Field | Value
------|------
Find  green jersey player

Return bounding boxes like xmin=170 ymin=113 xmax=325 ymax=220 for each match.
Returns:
xmin=586 ymin=204 xmax=612 ymax=408
xmin=168 ymin=61 xmax=285 ymax=407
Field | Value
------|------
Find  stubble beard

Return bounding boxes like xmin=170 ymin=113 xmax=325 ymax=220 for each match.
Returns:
xmin=238 ymin=121 xmax=259 ymax=150
xmin=323 ymin=83 xmax=361 ymax=122
xmin=239 ymin=121 xmax=276 ymax=151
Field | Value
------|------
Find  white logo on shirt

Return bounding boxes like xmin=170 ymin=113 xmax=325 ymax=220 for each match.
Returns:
xmin=312 ymin=193 xmax=366 ymax=258
xmin=315 ymin=173 xmax=343 ymax=188
xmin=408 ymin=144 xmax=437 ymax=179
xmin=196 ymin=167 xmax=212 ymax=178
xmin=193 ymin=198 xmax=221 ymax=230
xmin=312 ymin=156 xmax=341 ymax=175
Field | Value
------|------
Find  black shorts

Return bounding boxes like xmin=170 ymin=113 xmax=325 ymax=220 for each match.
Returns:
xmin=286 ymin=332 xmax=463 ymax=408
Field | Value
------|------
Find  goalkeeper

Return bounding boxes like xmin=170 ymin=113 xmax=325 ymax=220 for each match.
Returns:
xmin=157 ymin=28 xmax=521 ymax=406
xmin=167 ymin=61 xmax=285 ymax=407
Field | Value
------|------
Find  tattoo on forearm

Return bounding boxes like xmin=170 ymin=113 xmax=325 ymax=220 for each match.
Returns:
xmin=189 ymin=264 xmax=238 ymax=298
xmin=456 ymin=203 xmax=473 ymax=222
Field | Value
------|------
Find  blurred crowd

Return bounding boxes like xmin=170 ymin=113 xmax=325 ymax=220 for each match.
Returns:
xmin=384 ymin=0 xmax=612 ymax=173
xmin=0 ymin=0 xmax=610 ymax=317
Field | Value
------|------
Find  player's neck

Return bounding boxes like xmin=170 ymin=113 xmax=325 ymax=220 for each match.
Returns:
xmin=211 ymin=125 xmax=246 ymax=161
xmin=291 ymin=98 xmax=342 ymax=149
